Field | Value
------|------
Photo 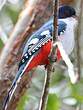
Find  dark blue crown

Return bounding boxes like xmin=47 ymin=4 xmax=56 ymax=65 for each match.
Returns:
xmin=58 ymin=5 xmax=76 ymax=19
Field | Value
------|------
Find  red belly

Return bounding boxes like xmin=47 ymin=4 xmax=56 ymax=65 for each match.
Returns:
xmin=25 ymin=40 xmax=62 ymax=72
xmin=25 ymin=41 xmax=52 ymax=72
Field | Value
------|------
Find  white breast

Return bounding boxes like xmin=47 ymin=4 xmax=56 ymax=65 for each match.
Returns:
xmin=58 ymin=17 xmax=78 ymax=55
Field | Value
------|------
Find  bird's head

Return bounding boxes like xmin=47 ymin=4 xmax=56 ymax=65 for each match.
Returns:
xmin=58 ymin=5 xmax=76 ymax=19
xmin=58 ymin=5 xmax=78 ymax=31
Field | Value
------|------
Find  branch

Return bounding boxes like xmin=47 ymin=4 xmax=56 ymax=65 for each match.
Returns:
xmin=0 ymin=0 xmax=41 ymax=73
xmin=39 ymin=0 xmax=58 ymax=110
xmin=59 ymin=0 xmax=74 ymax=5
xmin=74 ymin=0 xmax=83 ymax=81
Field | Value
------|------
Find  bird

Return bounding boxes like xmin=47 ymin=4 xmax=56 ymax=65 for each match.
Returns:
xmin=3 ymin=5 xmax=78 ymax=110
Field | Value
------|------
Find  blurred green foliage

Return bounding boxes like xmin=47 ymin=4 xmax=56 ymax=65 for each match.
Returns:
xmin=0 ymin=39 xmax=4 ymax=48
xmin=50 ymin=71 xmax=65 ymax=86
xmin=5 ymin=6 xmax=19 ymax=24
xmin=70 ymin=81 xmax=83 ymax=103
xmin=46 ymin=94 xmax=60 ymax=110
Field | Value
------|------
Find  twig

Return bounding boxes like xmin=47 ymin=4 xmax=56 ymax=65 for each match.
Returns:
xmin=75 ymin=0 xmax=83 ymax=80
xmin=39 ymin=0 xmax=58 ymax=110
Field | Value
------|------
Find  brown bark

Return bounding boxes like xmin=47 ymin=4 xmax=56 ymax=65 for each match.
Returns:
xmin=59 ymin=0 xmax=74 ymax=5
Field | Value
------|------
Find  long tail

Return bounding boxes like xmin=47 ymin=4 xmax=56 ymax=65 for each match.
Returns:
xmin=3 ymin=64 xmax=25 ymax=110
xmin=3 ymin=54 xmax=34 ymax=110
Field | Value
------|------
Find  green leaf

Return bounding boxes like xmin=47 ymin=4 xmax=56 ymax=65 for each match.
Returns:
xmin=46 ymin=94 xmax=60 ymax=110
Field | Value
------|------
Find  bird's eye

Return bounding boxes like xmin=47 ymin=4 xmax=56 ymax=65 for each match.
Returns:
xmin=60 ymin=31 xmax=64 ymax=35
xmin=58 ymin=29 xmax=66 ymax=36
